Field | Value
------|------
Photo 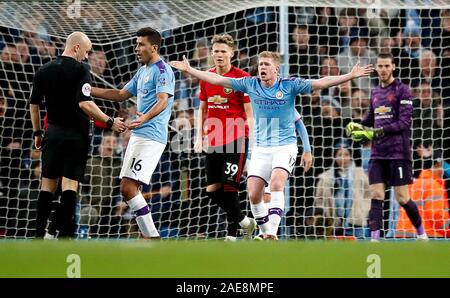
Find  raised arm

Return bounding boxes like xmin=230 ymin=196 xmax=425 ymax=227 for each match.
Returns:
xmin=91 ymin=87 xmax=133 ymax=102
xmin=311 ymin=63 xmax=373 ymax=90
xmin=170 ymin=56 xmax=232 ymax=89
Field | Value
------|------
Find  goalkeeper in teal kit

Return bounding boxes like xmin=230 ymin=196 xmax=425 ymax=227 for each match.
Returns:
xmin=346 ymin=53 xmax=427 ymax=241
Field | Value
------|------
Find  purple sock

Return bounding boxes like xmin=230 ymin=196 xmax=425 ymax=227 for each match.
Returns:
xmin=368 ymin=199 xmax=383 ymax=233
xmin=371 ymin=230 xmax=380 ymax=240
xmin=401 ymin=200 xmax=424 ymax=234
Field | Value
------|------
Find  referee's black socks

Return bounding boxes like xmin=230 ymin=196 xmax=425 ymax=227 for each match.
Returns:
xmin=57 ymin=190 xmax=77 ymax=238
xmin=35 ymin=190 xmax=54 ymax=238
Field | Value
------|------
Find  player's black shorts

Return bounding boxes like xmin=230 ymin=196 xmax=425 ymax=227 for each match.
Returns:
xmin=368 ymin=159 xmax=413 ymax=187
xmin=41 ymin=124 xmax=90 ymax=182
xmin=205 ymin=137 xmax=248 ymax=191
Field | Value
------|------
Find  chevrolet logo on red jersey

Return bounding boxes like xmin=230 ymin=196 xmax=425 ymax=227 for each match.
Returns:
xmin=375 ymin=105 xmax=391 ymax=114
xmin=208 ymin=95 xmax=228 ymax=104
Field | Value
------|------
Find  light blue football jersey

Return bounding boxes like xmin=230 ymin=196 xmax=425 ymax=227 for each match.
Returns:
xmin=124 ymin=58 xmax=175 ymax=144
xmin=230 ymin=77 xmax=312 ymax=147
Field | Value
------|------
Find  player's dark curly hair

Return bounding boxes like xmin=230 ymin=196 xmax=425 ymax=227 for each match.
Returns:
xmin=136 ymin=27 xmax=161 ymax=53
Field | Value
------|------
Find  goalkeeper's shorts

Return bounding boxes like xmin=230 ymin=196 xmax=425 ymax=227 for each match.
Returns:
xmin=368 ymin=159 xmax=413 ymax=187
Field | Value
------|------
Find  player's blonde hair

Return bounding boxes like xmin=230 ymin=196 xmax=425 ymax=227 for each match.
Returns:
xmin=211 ymin=34 xmax=235 ymax=50
xmin=258 ymin=51 xmax=282 ymax=65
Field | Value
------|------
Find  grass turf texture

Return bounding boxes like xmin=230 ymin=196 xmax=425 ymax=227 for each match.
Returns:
xmin=1 ymin=240 xmax=449 ymax=278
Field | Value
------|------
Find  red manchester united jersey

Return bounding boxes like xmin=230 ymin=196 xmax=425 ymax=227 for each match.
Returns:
xmin=198 ymin=66 xmax=250 ymax=147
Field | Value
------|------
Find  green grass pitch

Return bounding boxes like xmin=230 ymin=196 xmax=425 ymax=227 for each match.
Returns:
xmin=1 ymin=240 xmax=449 ymax=278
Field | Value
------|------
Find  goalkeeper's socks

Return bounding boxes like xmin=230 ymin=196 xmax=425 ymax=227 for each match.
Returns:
xmin=58 ymin=190 xmax=77 ymax=238
xmin=250 ymin=201 xmax=270 ymax=235
xmin=35 ymin=190 xmax=54 ymax=238
xmin=127 ymin=193 xmax=159 ymax=238
xmin=368 ymin=199 xmax=383 ymax=240
xmin=266 ymin=191 xmax=284 ymax=236
xmin=401 ymin=199 xmax=425 ymax=235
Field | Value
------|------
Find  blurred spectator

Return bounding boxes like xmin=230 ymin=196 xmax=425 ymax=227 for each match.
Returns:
xmin=360 ymin=8 xmax=389 ymax=50
xmin=336 ymin=8 xmax=367 ymax=53
xmin=14 ymin=160 xmax=41 ymax=237
xmin=192 ymin=37 xmax=211 ymax=70
xmin=128 ymin=1 xmax=178 ymax=38
xmin=350 ymin=88 xmax=370 ymax=121
xmin=412 ymin=81 xmax=443 ymax=148
xmin=88 ymin=50 xmax=120 ymax=148
xmin=240 ymin=7 xmax=276 ymax=56
xmin=397 ymin=24 xmax=423 ymax=85
xmin=412 ymin=81 xmax=443 ymax=176
xmin=334 ymin=79 xmax=353 ymax=119
xmin=336 ymin=27 xmax=376 ymax=94
xmin=80 ymin=132 xmax=122 ymax=237
xmin=396 ymin=150 xmax=450 ymax=238
xmin=314 ymin=140 xmax=371 ymax=239
xmin=89 ymin=50 xmax=108 ymax=77
xmin=173 ymin=109 xmax=194 ymax=132
xmin=23 ymin=31 xmax=60 ymax=66
xmin=320 ymin=57 xmax=339 ymax=77
xmin=0 ymin=93 xmax=25 ymax=199
xmin=431 ymin=9 xmax=450 ymax=58
xmin=314 ymin=7 xmax=338 ymax=56
xmin=289 ymin=25 xmax=319 ymax=79
xmin=14 ymin=38 xmax=30 ymax=64
xmin=236 ymin=50 xmax=257 ymax=74
xmin=319 ymin=57 xmax=340 ymax=97
xmin=292 ymin=6 xmax=315 ymax=26
xmin=311 ymin=98 xmax=349 ymax=176
xmin=378 ymin=37 xmax=398 ymax=55
xmin=419 ymin=50 xmax=443 ymax=94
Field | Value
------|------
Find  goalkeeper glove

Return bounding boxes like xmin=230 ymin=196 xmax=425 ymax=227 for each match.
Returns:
xmin=345 ymin=122 xmax=364 ymax=137
xmin=350 ymin=127 xmax=384 ymax=143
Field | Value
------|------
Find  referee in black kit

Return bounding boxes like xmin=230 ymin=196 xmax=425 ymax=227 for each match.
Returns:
xmin=29 ymin=32 xmax=127 ymax=238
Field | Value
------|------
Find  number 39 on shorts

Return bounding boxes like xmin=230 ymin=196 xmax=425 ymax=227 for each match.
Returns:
xmin=225 ymin=162 xmax=238 ymax=176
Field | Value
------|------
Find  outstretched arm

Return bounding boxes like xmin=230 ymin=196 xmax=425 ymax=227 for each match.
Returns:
xmin=311 ymin=63 xmax=373 ymax=90
xmin=91 ymin=87 xmax=132 ymax=102
xmin=170 ymin=55 xmax=232 ymax=89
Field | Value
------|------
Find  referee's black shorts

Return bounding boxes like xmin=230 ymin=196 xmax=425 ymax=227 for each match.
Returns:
xmin=41 ymin=124 xmax=90 ymax=182
xmin=205 ymin=137 xmax=248 ymax=191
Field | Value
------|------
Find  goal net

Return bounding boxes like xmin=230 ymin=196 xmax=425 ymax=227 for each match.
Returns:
xmin=0 ymin=0 xmax=449 ymax=240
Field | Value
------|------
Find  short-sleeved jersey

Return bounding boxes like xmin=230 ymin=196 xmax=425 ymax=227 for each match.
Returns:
xmin=199 ymin=66 xmax=250 ymax=147
xmin=29 ymin=56 xmax=92 ymax=133
xmin=230 ymin=77 xmax=312 ymax=147
xmin=124 ymin=58 xmax=175 ymax=145
xmin=361 ymin=79 xmax=413 ymax=160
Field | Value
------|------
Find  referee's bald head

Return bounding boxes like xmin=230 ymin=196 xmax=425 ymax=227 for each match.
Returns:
xmin=64 ymin=31 xmax=92 ymax=62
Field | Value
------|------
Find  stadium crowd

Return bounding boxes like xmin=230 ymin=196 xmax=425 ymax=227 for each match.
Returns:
xmin=0 ymin=6 xmax=449 ymax=239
